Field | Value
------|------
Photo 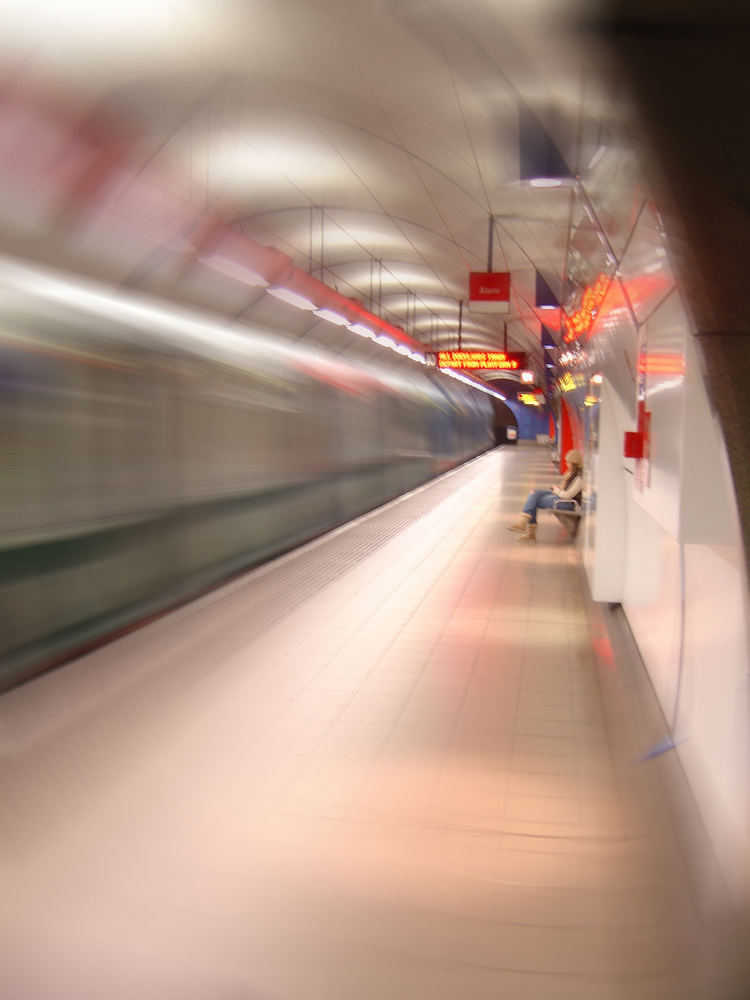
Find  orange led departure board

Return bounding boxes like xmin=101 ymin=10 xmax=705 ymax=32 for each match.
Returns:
xmin=436 ymin=351 xmax=526 ymax=370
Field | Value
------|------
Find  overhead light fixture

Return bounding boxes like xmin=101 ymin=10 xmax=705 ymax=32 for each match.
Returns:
xmin=346 ymin=324 xmax=427 ymax=364
xmin=520 ymin=370 xmax=535 ymax=383
xmin=347 ymin=323 xmax=376 ymax=338
xmin=588 ymin=145 xmax=607 ymax=170
xmin=519 ymin=106 xmax=573 ymax=187
xmin=591 ymin=373 xmax=603 ymax=384
xmin=313 ymin=308 xmax=349 ymax=326
xmin=198 ymin=255 xmax=268 ymax=287
xmin=535 ymin=271 xmax=560 ymax=310
xmin=541 ymin=324 xmax=559 ymax=354
xmin=441 ymin=368 xmax=506 ymax=400
xmin=267 ymin=287 xmax=316 ymax=310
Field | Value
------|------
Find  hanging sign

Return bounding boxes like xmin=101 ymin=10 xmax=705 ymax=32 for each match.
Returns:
xmin=435 ymin=350 xmax=526 ymax=370
xmin=468 ymin=272 xmax=510 ymax=313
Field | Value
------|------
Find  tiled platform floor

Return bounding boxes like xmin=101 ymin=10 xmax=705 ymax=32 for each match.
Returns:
xmin=0 ymin=446 xmax=691 ymax=999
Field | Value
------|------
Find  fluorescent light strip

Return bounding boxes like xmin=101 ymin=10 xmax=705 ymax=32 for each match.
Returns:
xmin=198 ymin=255 xmax=268 ymax=288
xmin=347 ymin=321 xmax=427 ymax=365
xmin=313 ymin=308 xmax=349 ymax=326
xmin=0 ymin=257 xmax=435 ymax=384
xmin=347 ymin=323 xmax=375 ymax=338
xmin=267 ymin=287 xmax=316 ymax=310
xmin=441 ymin=368 xmax=505 ymax=400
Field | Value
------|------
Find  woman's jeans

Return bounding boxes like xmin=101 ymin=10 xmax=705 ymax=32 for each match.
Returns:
xmin=522 ymin=489 xmax=575 ymax=525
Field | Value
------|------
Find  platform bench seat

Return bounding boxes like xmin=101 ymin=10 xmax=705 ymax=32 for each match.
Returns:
xmin=550 ymin=498 xmax=582 ymax=538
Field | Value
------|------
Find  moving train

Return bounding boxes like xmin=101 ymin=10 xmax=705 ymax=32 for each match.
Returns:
xmin=0 ymin=257 xmax=494 ymax=689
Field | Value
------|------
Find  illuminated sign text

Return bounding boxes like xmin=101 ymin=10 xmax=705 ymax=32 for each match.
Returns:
xmin=468 ymin=272 xmax=511 ymax=314
xmin=518 ymin=389 xmax=544 ymax=405
xmin=557 ymin=372 xmax=586 ymax=393
xmin=437 ymin=350 xmax=526 ymax=370
xmin=563 ymin=272 xmax=611 ymax=343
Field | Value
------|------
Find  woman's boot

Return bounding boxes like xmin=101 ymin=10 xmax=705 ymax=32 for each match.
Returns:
xmin=517 ymin=522 xmax=537 ymax=542
xmin=506 ymin=512 xmax=531 ymax=533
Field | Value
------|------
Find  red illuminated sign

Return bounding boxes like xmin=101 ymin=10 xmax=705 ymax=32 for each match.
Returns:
xmin=626 ymin=399 xmax=652 ymax=492
xmin=469 ymin=272 xmax=510 ymax=313
xmin=623 ymin=431 xmax=644 ymax=459
xmin=563 ymin=272 xmax=611 ymax=343
xmin=436 ymin=350 xmax=526 ymax=370
xmin=518 ymin=389 xmax=544 ymax=405
xmin=636 ymin=354 xmax=685 ymax=375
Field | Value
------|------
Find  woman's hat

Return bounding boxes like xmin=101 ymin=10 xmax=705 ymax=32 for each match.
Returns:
xmin=565 ymin=449 xmax=583 ymax=466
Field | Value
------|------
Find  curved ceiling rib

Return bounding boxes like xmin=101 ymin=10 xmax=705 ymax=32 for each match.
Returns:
xmin=0 ymin=0 xmax=595 ymax=377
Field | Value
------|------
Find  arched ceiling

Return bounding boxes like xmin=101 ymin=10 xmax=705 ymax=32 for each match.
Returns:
xmin=0 ymin=0 xmax=618 ymax=372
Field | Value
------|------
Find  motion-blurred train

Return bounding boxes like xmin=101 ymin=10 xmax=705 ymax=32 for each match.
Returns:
xmin=0 ymin=258 xmax=494 ymax=689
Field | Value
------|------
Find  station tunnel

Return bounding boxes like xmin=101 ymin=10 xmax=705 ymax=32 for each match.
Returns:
xmin=0 ymin=1 xmax=749 ymax=998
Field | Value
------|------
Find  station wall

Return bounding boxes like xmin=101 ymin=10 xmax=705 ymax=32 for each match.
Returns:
xmin=504 ymin=400 xmax=549 ymax=441
xmin=576 ymin=178 xmax=750 ymax=907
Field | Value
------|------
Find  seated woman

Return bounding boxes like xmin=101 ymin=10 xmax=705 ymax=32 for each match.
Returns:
xmin=507 ymin=449 xmax=583 ymax=542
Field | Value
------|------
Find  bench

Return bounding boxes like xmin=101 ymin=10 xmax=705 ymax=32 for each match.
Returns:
xmin=550 ymin=498 xmax=583 ymax=538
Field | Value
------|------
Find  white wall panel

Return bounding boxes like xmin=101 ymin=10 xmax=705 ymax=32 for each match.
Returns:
xmin=578 ymin=183 xmax=750 ymax=904
xmin=678 ymin=333 xmax=738 ymax=545
xmin=623 ymin=522 xmax=682 ymax=721
xmin=635 ymin=289 xmax=685 ymax=539
xmin=629 ymin=291 xmax=738 ymax=546
xmin=584 ymin=382 xmax=629 ymax=601
xmin=677 ymin=542 xmax=750 ymax=904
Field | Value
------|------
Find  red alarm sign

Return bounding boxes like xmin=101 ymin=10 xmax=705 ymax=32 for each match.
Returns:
xmin=469 ymin=272 xmax=510 ymax=313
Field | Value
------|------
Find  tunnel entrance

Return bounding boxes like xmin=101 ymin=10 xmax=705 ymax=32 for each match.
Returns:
xmin=492 ymin=398 xmax=519 ymax=446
